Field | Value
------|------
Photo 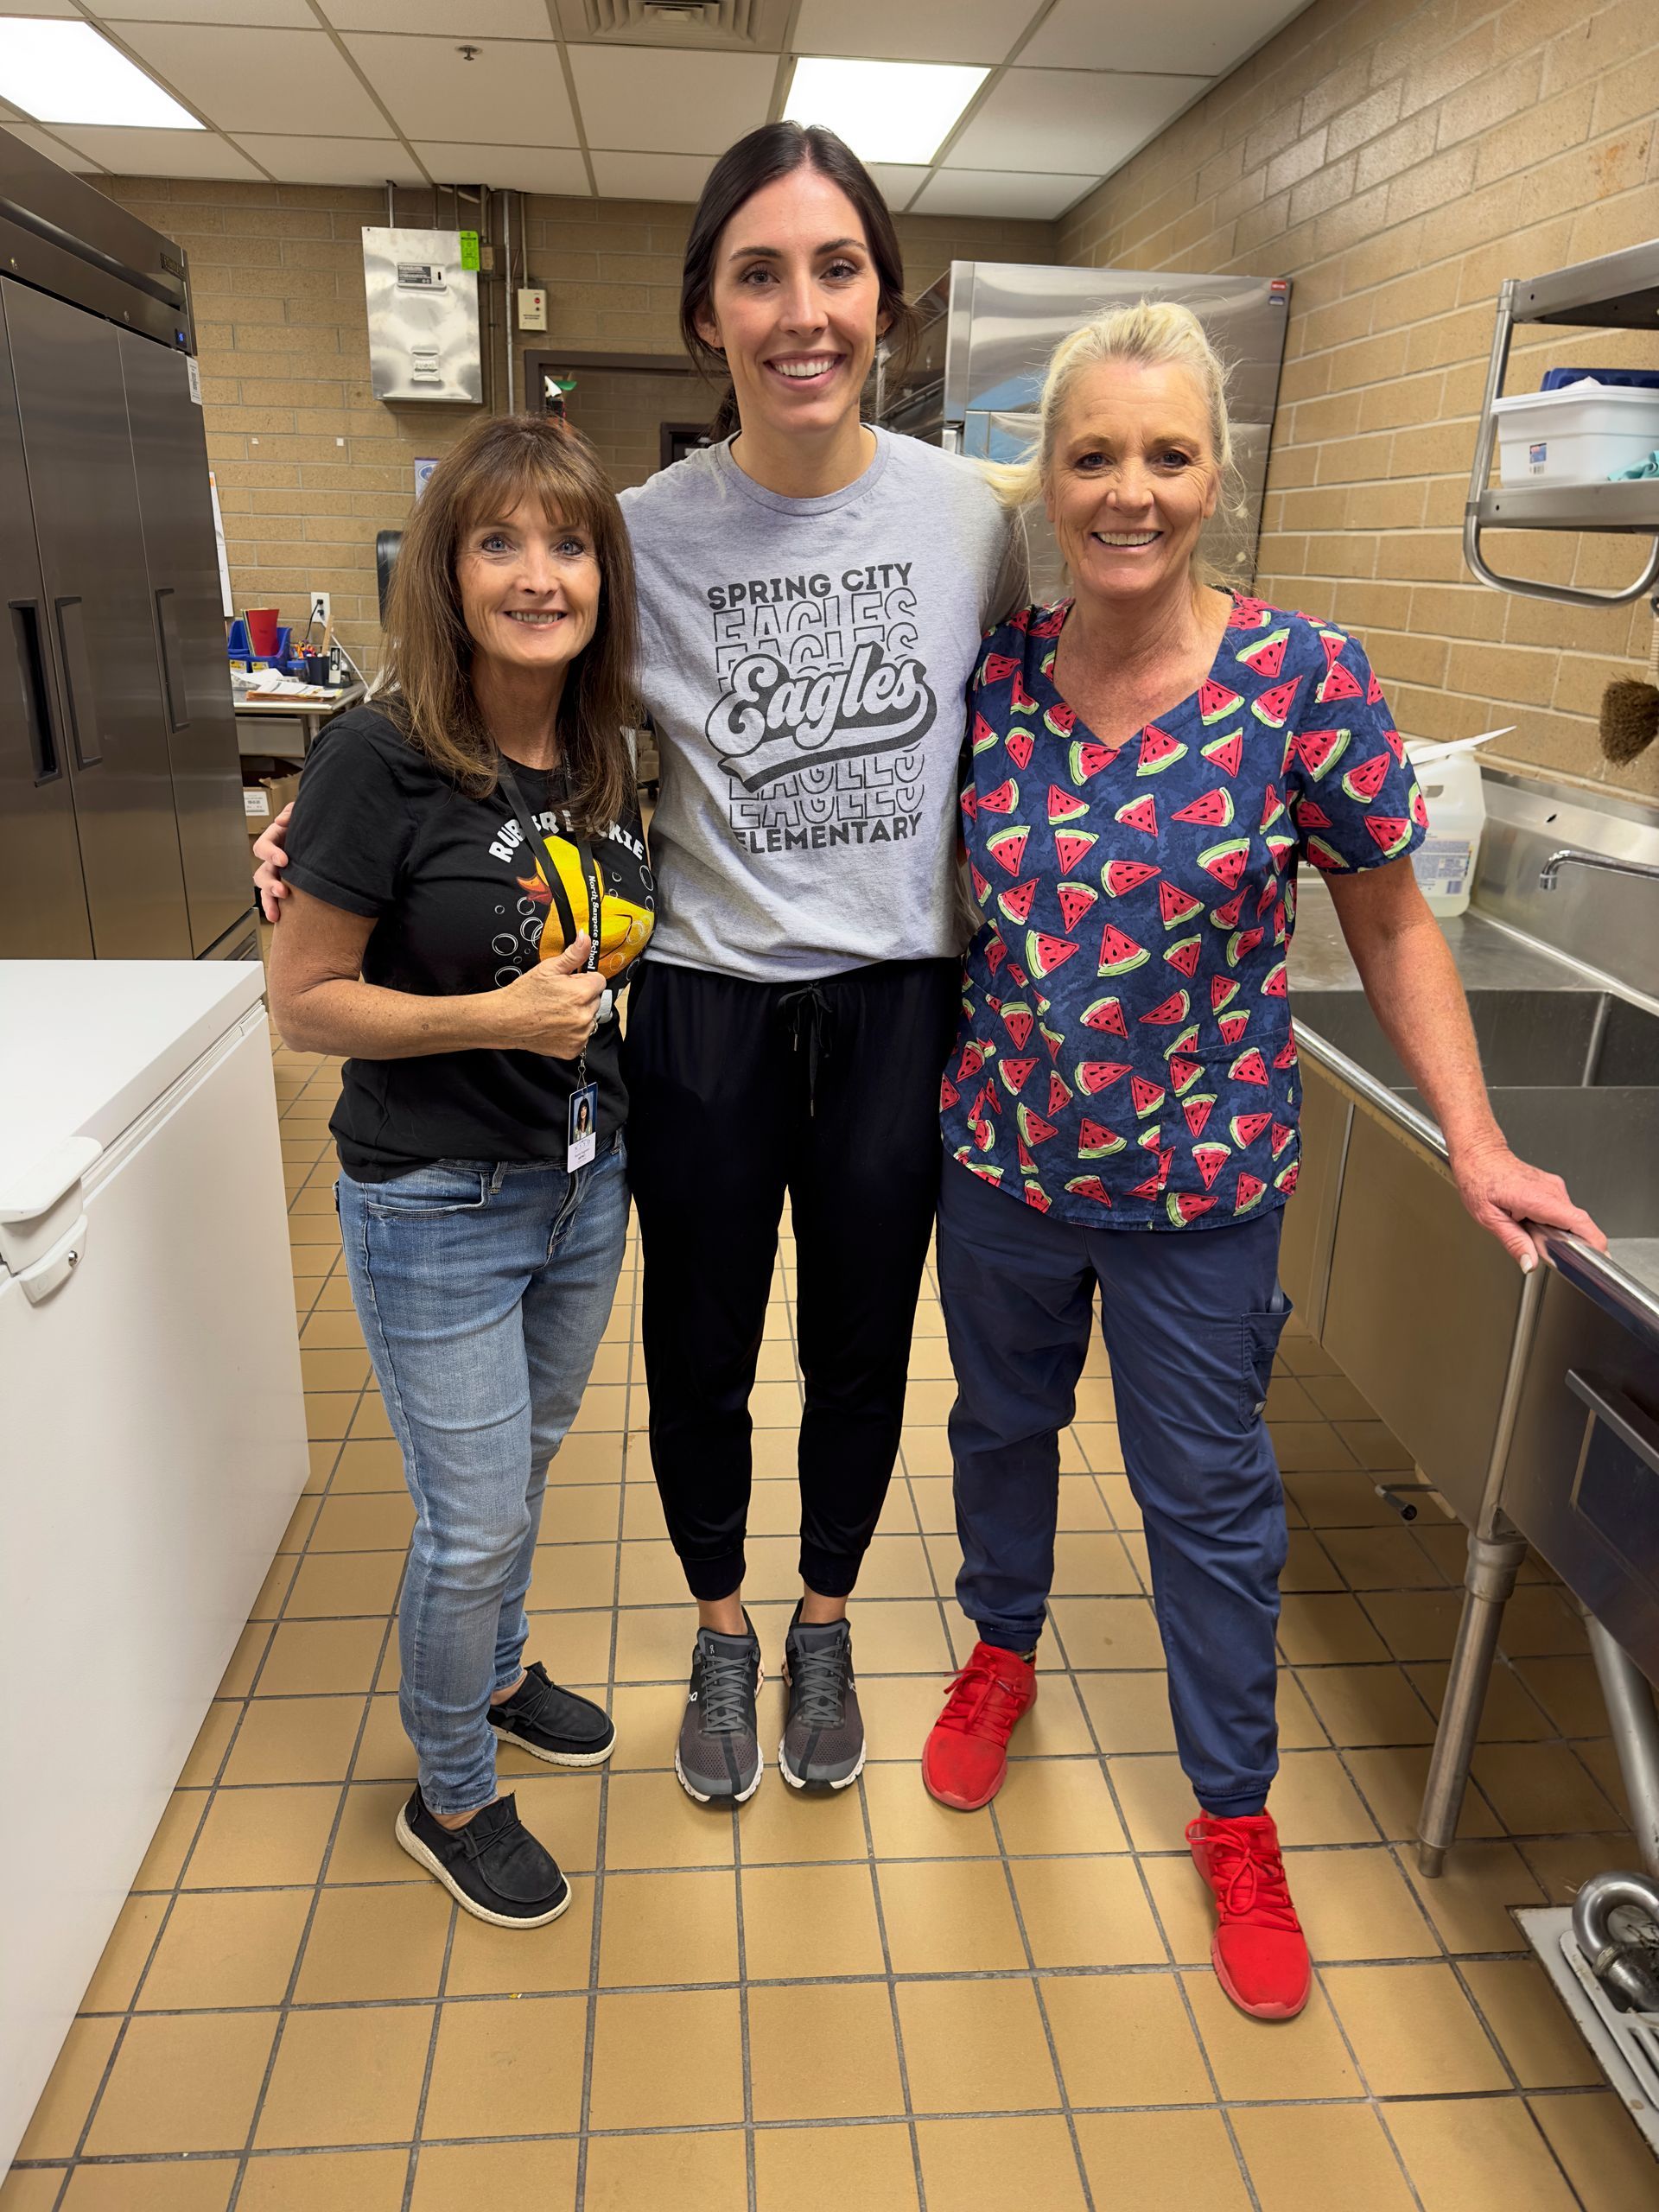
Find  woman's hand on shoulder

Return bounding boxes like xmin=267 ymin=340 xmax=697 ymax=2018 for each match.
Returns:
xmin=1449 ymin=1135 xmax=1607 ymax=1271
xmin=492 ymin=934 xmax=605 ymax=1059
xmin=252 ymin=803 xmax=294 ymax=923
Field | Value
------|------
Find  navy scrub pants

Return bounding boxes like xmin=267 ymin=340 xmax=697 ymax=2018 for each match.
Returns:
xmin=936 ymin=1157 xmax=1293 ymax=1819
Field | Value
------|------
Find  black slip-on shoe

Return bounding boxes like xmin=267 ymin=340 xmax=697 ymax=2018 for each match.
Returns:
xmin=394 ymin=1786 xmax=569 ymax=1928
xmin=674 ymin=1614 xmax=764 ymax=1804
xmin=487 ymin=1660 xmax=616 ymax=1768
xmin=779 ymin=1605 xmax=865 ymax=1790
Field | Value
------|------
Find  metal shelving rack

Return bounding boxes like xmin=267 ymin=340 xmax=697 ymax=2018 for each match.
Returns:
xmin=1464 ymin=238 xmax=1659 ymax=608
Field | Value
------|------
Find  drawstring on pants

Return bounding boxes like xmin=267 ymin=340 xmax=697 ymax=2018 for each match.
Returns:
xmin=778 ymin=981 xmax=835 ymax=1116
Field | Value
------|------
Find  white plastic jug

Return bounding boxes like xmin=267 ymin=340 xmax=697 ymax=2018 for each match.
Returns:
xmin=1406 ymin=743 xmax=1486 ymax=918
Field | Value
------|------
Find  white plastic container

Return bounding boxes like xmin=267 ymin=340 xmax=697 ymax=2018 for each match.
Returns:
xmin=1406 ymin=744 xmax=1485 ymax=918
xmin=1492 ymin=384 xmax=1659 ymax=486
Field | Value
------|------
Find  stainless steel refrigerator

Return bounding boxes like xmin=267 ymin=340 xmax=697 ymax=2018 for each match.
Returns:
xmin=874 ymin=262 xmax=1291 ymax=600
xmin=0 ymin=128 xmax=254 ymax=962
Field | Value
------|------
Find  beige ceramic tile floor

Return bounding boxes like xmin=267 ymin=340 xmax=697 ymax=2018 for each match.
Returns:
xmin=4 ymin=1044 xmax=1656 ymax=2210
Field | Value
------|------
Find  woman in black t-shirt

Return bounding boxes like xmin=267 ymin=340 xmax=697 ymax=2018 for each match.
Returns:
xmin=268 ymin=416 xmax=654 ymax=1931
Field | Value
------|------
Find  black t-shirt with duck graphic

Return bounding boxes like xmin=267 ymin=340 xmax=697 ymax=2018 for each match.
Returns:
xmin=283 ymin=706 xmax=655 ymax=1180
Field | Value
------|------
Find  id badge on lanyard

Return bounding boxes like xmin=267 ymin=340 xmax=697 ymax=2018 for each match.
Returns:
xmin=495 ymin=755 xmax=602 ymax=1172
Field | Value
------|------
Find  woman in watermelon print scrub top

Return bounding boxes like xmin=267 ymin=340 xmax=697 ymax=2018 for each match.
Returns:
xmin=924 ymin=301 xmax=1604 ymax=2024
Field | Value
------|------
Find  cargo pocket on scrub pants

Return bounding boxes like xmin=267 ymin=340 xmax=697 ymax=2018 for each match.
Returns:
xmin=1240 ymin=1287 xmax=1293 ymax=1429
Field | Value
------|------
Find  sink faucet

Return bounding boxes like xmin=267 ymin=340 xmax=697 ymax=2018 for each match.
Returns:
xmin=1539 ymin=848 xmax=1659 ymax=892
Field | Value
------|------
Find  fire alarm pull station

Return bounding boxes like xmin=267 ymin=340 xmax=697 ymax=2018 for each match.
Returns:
xmin=518 ymin=288 xmax=548 ymax=333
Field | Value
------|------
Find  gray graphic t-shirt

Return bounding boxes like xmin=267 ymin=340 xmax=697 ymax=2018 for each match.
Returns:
xmin=620 ymin=428 xmax=1019 ymax=981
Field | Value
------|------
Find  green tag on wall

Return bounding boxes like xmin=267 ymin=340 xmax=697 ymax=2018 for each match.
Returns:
xmin=458 ymin=231 xmax=480 ymax=271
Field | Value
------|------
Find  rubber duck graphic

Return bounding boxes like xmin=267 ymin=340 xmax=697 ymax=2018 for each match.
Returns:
xmin=517 ymin=836 xmax=653 ymax=979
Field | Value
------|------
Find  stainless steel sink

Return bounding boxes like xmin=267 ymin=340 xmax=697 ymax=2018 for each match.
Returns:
xmin=1295 ymin=988 xmax=1659 ymax=1093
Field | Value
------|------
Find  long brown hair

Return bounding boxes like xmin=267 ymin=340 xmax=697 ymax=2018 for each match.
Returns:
xmin=680 ymin=122 xmax=918 ymax=442
xmin=378 ymin=414 xmax=639 ymax=833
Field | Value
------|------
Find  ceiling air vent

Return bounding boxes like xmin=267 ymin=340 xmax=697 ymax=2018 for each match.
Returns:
xmin=583 ymin=1 xmax=762 ymax=37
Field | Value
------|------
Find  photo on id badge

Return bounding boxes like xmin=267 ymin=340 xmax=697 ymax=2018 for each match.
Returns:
xmin=567 ymin=1084 xmax=597 ymax=1171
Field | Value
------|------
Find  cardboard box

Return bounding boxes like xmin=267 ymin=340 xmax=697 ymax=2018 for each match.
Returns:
xmin=245 ymin=769 xmax=301 ymax=839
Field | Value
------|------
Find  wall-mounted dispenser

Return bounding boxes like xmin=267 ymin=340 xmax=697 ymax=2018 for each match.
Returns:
xmin=362 ymin=227 xmax=482 ymax=405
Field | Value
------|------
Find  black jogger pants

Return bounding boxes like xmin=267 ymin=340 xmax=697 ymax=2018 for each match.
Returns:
xmin=622 ymin=956 xmax=960 ymax=1599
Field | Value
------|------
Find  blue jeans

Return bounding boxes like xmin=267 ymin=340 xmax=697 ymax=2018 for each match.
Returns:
xmin=337 ymin=1140 xmax=627 ymax=1815
xmin=937 ymin=1158 xmax=1291 ymax=1820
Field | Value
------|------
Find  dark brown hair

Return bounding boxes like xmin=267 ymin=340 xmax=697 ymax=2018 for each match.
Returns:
xmin=679 ymin=121 xmax=918 ymax=441
xmin=378 ymin=414 xmax=638 ymax=833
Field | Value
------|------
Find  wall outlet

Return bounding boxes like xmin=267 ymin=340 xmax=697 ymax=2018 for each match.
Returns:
xmin=308 ymin=592 xmax=331 ymax=637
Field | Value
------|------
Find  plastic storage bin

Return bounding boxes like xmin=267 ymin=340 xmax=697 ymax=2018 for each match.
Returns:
xmin=1407 ymin=744 xmax=1485 ymax=919
xmin=1492 ymin=384 xmax=1659 ymax=486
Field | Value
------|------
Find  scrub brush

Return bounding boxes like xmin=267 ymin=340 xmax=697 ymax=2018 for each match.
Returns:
xmin=1599 ymin=593 xmax=1659 ymax=766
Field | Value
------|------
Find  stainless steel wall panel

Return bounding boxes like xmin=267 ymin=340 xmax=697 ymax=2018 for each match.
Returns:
xmin=362 ymin=228 xmax=482 ymax=405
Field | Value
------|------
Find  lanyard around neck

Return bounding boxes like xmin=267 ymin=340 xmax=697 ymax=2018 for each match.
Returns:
xmin=494 ymin=751 xmax=601 ymax=973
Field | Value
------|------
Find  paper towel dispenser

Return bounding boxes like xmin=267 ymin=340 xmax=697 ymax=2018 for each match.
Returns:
xmin=362 ymin=227 xmax=482 ymax=405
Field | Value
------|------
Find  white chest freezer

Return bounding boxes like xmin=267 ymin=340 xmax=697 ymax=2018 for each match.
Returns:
xmin=0 ymin=960 xmax=308 ymax=2171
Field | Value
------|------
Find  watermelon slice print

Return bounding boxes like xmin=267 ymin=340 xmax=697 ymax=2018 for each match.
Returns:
xmin=1235 ymin=1172 xmax=1268 ymax=1214
xmin=1137 ymin=1123 xmax=1163 ymax=1153
xmin=1183 ymin=1092 xmax=1217 ymax=1136
xmin=1070 ymin=740 xmax=1118 ymax=785
xmin=1230 ymin=1048 xmax=1270 ymax=1087
xmin=984 ymin=934 xmax=1007 ymax=975
xmin=999 ymin=1055 xmax=1037 ymax=1095
xmin=1409 ymin=782 xmax=1429 ymax=830
xmin=971 ymin=713 xmax=999 ymax=753
xmin=1193 ymin=1141 xmax=1230 ymax=1189
xmin=1026 ymin=929 xmax=1081 ymax=979
xmin=1365 ymin=815 xmax=1413 ymax=857
xmin=1054 ymin=829 xmax=1099 ymax=872
xmin=1227 ymin=924 xmax=1264 ymax=969
xmin=960 ymin=787 xmax=977 ymax=821
xmin=1211 ymin=975 xmax=1238 ymax=1013
xmin=1082 ymin=995 xmax=1129 ymax=1037
xmin=1198 ymin=836 xmax=1251 ymax=890
xmin=1165 ymin=934 xmax=1202 ymax=977
xmin=1366 ymin=669 xmax=1384 ymax=705
xmin=1173 ymin=787 xmax=1235 ymax=829
xmin=1168 ymin=1192 xmax=1218 ymax=1224
xmin=1317 ymin=658 xmax=1364 ymax=705
xmin=1251 ymin=676 xmax=1302 ymax=729
xmin=1382 ymin=727 xmax=1404 ymax=765
xmin=957 ymin=1038 xmax=988 ymax=1078
xmin=1318 ymin=628 xmax=1348 ymax=671
xmin=1047 ymin=1071 xmax=1073 ymax=1115
xmin=1011 ymin=671 xmax=1039 ymax=715
xmin=969 ymin=864 xmax=991 ymax=907
xmin=1139 ymin=988 xmax=1191 ymax=1027
xmin=998 ymin=880 xmax=1037 ymax=925
xmin=1265 ymin=832 xmax=1297 ymax=870
xmin=1201 ymin=728 xmax=1243 ymax=778
xmin=1001 ymin=1003 xmax=1033 ymax=1048
xmin=1230 ymin=1110 xmax=1272 ymax=1148
xmin=1342 ymin=753 xmax=1392 ymax=804
xmin=1045 ymin=702 xmax=1077 ymax=739
xmin=1271 ymin=1121 xmax=1295 ymax=1158
xmin=1293 ymin=798 xmax=1332 ymax=830
xmin=1210 ymin=889 xmax=1246 ymax=930
xmin=958 ymin=1157 xmax=1003 ymax=1188
xmin=1049 ymin=783 xmax=1090 ymax=823
xmin=1006 ymin=728 xmax=1033 ymax=770
xmin=1015 ymin=1133 xmax=1035 ymax=1172
xmin=1128 ymin=1168 xmax=1166 ymax=1201
xmin=1056 ymin=882 xmax=1099 ymax=932
xmin=1130 ymin=1074 xmax=1166 ymax=1117
xmin=1022 ymin=1183 xmax=1052 ymax=1213
xmin=1017 ymin=1103 xmax=1058 ymax=1147
xmin=1031 ymin=604 xmax=1066 ymax=639
xmin=1076 ymin=1059 xmax=1130 ymax=1093
xmin=939 ymin=1073 xmax=959 ymax=1110
xmin=1116 ymin=794 xmax=1159 ymax=836
xmin=1294 ymin=728 xmax=1348 ymax=780
xmin=1236 ymin=626 xmax=1289 ymax=677
xmin=1227 ymin=595 xmax=1270 ymax=630
xmin=981 ymin=652 xmax=1019 ymax=684
xmin=1097 ymin=923 xmax=1149 ymax=976
xmin=1077 ymin=1119 xmax=1125 ymax=1158
xmin=1199 ymin=679 xmax=1243 ymax=725
xmin=1274 ymin=1034 xmax=1299 ymax=1071
xmin=1168 ymin=1055 xmax=1204 ymax=1096
xmin=1275 ymin=1160 xmax=1300 ymax=1195
xmin=1103 ymin=858 xmax=1160 ymax=897
xmin=986 ymin=825 xmax=1028 ymax=875
xmin=1040 ymin=1021 xmax=1065 ymax=1063
xmin=1137 ymin=724 xmax=1187 ymax=776
xmin=1159 ymin=880 xmax=1205 ymax=929
xmin=1064 ymin=1175 xmax=1113 ymax=1205
xmin=1305 ymin=835 xmax=1350 ymax=873
xmin=1260 ymin=784 xmax=1286 ymax=831
xmin=1217 ymin=1010 xmax=1251 ymax=1046
xmin=980 ymin=777 xmax=1020 ymax=814
xmin=1261 ymin=961 xmax=1287 ymax=999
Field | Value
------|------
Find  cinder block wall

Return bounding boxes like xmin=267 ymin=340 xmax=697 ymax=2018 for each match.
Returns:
xmin=92 ymin=175 xmax=1053 ymax=673
xmin=1058 ymin=0 xmax=1659 ymax=801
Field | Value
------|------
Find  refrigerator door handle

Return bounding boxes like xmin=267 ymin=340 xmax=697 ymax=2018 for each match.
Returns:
xmin=53 ymin=595 xmax=101 ymax=768
xmin=8 ymin=600 xmax=62 ymax=782
xmin=152 ymin=585 xmax=188 ymax=734
xmin=0 ymin=1135 xmax=101 ymax=1305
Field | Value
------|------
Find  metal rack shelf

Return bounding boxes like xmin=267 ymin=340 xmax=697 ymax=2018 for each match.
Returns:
xmin=1464 ymin=238 xmax=1659 ymax=609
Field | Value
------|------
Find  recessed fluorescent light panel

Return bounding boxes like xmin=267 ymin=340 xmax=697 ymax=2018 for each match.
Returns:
xmin=0 ymin=20 xmax=201 ymax=130
xmin=785 ymin=57 xmax=988 ymax=167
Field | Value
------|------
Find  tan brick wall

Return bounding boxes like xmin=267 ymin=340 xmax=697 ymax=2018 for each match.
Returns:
xmin=1056 ymin=0 xmax=1659 ymax=803
xmin=93 ymin=176 xmax=1054 ymax=675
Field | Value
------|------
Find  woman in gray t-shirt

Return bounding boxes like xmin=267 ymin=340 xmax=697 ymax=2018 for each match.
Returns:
xmin=620 ymin=124 xmax=1016 ymax=1808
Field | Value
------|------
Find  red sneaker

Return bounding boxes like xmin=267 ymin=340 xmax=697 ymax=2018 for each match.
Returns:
xmin=1186 ymin=1810 xmax=1311 ymax=2020
xmin=922 ymin=1642 xmax=1038 ymax=1810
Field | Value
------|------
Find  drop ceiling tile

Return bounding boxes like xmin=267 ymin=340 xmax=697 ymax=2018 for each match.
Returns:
xmin=321 ymin=0 xmax=552 ymax=33
xmin=569 ymin=45 xmax=775 ymax=157
xmin=99 ymin=0 xmax=316 ymax=23
xmin=1022 ymin=0 xmax=1310 ymax=74
xmin=236 ymin=133 xmax=425 ymax=186
xmin=344 ymin=34 xmax=575 ymax=145
xmin=793 ymin=0 xmax=1024 ymax=64
xmin=588 ymin=149 xmax=714 ymax=204
xmin=865 ymin=163 xmax=929 ymax=212
xmin=50 ymin=124 xmax=263 ymax=178
xmin=0 ymin=0 xmax=79 ymax=16
xmin=114 ymin=26 xmax=388 ymax=135
xmin=912 ymin=168 xmax=1098 ymax=220
xmin=415 ymin=143 xmax=589 ymax=194
xmin=947 ymin=68 xmax=1206 ymax=175
xmin=3 ymin=122 xmax=99 ymax=168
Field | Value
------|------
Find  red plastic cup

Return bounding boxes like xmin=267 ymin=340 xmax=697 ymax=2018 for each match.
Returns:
xmin=245 ymin=607 xmax=281 ymax=658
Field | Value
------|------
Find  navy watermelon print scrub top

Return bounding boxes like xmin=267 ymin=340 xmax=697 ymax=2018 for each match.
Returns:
xmin=942 ymin=594 xmax=1428 ymax=1230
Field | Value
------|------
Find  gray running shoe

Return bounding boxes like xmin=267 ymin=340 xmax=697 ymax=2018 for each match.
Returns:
xmin=675 ymin=1614 xmax=764 ymax=1804
xmin=779 ymin=1606 xmax=864 ymax=1790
